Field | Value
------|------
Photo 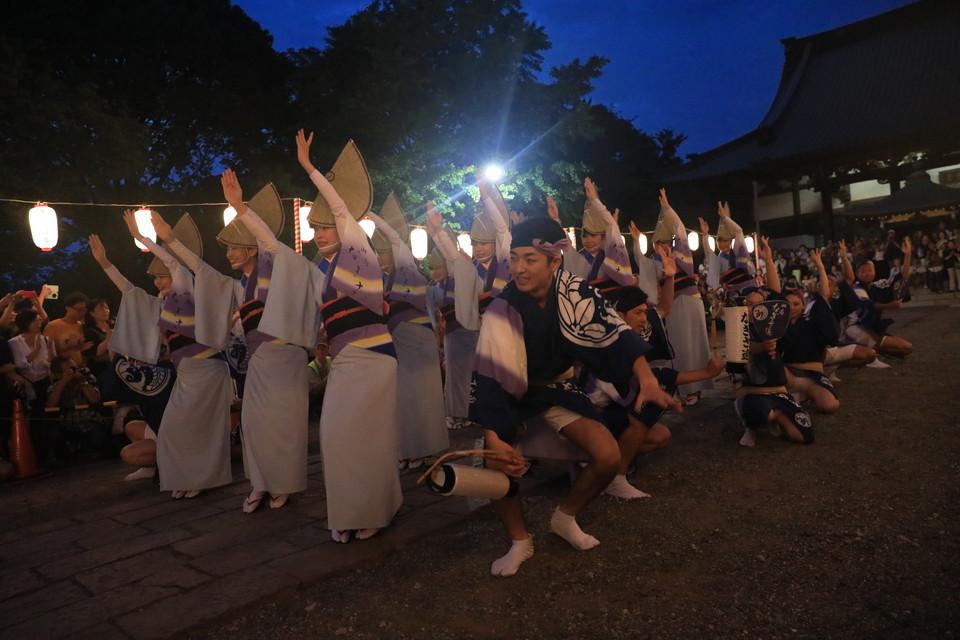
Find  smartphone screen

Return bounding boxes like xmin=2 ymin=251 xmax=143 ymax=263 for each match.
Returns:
xmin=45 ymin=284 xmax=60 ymax=300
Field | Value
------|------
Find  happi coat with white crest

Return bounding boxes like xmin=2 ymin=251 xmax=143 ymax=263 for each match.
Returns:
xmin=369 ymin=212 xmax=448 ymax=461
xmin=470 ymin=267 xmax=652 ymax=444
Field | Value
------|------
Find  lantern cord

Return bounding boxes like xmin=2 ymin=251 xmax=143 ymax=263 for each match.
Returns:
xmin=0 ymin=197 xmax=298 ymax=208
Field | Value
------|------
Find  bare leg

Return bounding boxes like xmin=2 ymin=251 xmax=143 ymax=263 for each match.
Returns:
xmin=770 ymin=410 xmax=807 ymax=444
xmin=806 ymin=385 xmax=840 ymax=414
xmin=842 ymin=345 xmax=877 ymax=367
xmin=878 ymin=335 xmax=912 ymax=358
xmin=489 ymin=495 xmax=534 ymax=577
xmin=556 ymin=418 xmax=619 ymax=515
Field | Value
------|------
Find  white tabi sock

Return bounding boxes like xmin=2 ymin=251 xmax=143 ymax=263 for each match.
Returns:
xmin=490 ymin=536 xmax=534 ymax=577
xmin=739 ymin=428 xmax=757 ymax=448
xmin=603 ymin=475 xmax=651 ymax=500
xmin=123 ymin=467 xmax=155 ymax=481
xmin=550 ymin=508 xmax=599 ymax=550
xmin=866 ymin=359 xmax=891 ymax=369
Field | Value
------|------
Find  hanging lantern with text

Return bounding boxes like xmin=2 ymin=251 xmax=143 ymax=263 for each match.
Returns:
xmin=133 ymin=207 xmax=157 ymax=252
xmin=28 ymin=203 xmax=58 ymax=252
xmin=410 ymin=228 xmax=428 ymax=260
xmin=687 ymin=230 xmax=700 ymax=252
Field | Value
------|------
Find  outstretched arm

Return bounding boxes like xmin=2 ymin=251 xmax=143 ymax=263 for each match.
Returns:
xmin=676 ymin=355 xmax=724 ymax=386
xmin=152 ymin=211 xmax=201 ymax=272
xmin=297 ymin=129 xmax=353 ymax=223
xmin=837 ymin=239 xmax=855 ymax=286
xmin=759 ymin=236 xmax=780 ymax=293
xmin=128 ymin=210 xmax=181 ymax=275
xmin=810 ymin=248 xmax=829 ymax=301
xmin=89 ymin=233 xmax=133 ymax=293
xmin=900 ymin=236 xmax=912 ymax=281
xmin=425 ymin=202 xmax=461 ymax=263
xmin=654 ymin=243 xmax=676 ymax=317
xmin=221 ymin=169 xmax=279 ymax=254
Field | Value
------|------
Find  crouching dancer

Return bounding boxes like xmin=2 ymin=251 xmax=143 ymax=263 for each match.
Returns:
xmin=470 ymin=218 xmax=679 ymax=577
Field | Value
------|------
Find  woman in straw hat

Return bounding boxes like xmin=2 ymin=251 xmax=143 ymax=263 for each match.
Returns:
xmin=122 ymin=210 xmax=233 ymax=499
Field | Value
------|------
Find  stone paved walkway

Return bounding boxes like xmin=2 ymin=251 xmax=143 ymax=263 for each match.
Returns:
xmin=0 ymin=426 xmax=566 ymax=639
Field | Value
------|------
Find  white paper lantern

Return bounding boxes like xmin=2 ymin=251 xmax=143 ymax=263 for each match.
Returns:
xmin=29 ymin=203 xmax=58 ymax=252
xmin=299 ymin=204 xmax=314 ymax=242
xmin=707 ymin=235 xmax=717 ymax=252
xmin=637 ymin=232 xmax=649 ymax=256
xmin=223 ymin=206 xmax=237 ymax=226
xmin=410 ymin=227 xmax=428 ymax=260
xmin=687 ymin=230 xmax=700 ymax=252
xmin=133 ymin=207 xmax=157 ymax=252
xmin=564 ymin=227 xmax=578 ymax=249
xmin=457 ymin=233 xmax=473 ymax=257
xmin=358 ymin=219 xmax=376 ymax=238
xmin=745 ymin=235 xmax=756 ymax=254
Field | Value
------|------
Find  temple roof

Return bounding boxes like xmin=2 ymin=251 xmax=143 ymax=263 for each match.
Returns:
xmin=669 ymin=0 xmax=960 ymax=183
xmin=843 ymin=171 xmax=960 ymax=218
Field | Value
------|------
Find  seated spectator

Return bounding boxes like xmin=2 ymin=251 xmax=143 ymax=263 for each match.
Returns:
xmin=46 ymin=355 xmax=111 ymax=458
xmin=118 ymin=409 xmax=157 ymax=481
xmin=43 ymin=291 xmax=91 ymax=366
xmin=9 ymin=309 xmax=57 ymax=461
xmin=83 ymin=298 xmax=114 ymax=376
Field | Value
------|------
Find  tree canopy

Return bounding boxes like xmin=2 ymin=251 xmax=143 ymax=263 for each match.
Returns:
xmin=0 ymin=0 xmax=684 ymax=299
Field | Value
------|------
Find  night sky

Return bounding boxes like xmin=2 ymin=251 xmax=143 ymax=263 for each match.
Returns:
xmin=234 ymin=0 xmax=911 ymax=155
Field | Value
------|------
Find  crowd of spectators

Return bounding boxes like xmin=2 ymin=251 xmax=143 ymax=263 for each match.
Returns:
xmin=0 ymin=289 xmax=115 ymax=469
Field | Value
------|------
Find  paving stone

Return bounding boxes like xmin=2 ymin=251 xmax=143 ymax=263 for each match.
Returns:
xmin=279 ymin=522 xmax=336 ymax=550
xmin=287 ymin=496 xmax=327 ymax=519
xmin=266 ymin=540 xmax=390 ymax=586
xmin=400 ymin=487 xmax=447 ymax=507
xmin=0 ymin=584 xmax=178 ymax=640
xmin=0 ymin=568 xmax=45 ymax=602
xmin=0 ymin=518 xmax=146 ymax=563
xmin=189 ymin=539 xmax=301 ymax=576
xmin=115 ymin=565 xmax=294 ymax=640
xmin=0 ymin=517 xmax=77 ymax=545
xmin=0 ymin=581 xmax=88 ymax=628
xmin=66 ymin=622 xmax=130 ymax=640
xmin=75 ymin=523 xmax=154 ymax=551
xmin=114 ymin=499 xmax=203 ymax=525
xmin=75 ymin=549 xmax=208 ymax=593
xmin=72 ymin=493 xmax=168 ymax=522
xmin=173 ymin=509 xmax=311 ymax=557
xmin=36 ymin=528 xmax=194 ymax=581
xmin=138 ymin=504 xmax=223 ymax=533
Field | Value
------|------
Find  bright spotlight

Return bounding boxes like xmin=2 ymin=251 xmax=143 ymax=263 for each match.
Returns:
xmin=457 ymin=233 xmax=473 ymax=257
xmin=482 ymin=164 xmax=504 ymax=182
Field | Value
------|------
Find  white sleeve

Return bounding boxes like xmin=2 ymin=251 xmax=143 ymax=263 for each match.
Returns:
xmin=166 ymin=239 xmax=202 ymax=272
xmin=103 ymin=265 xmax=134 ymax=293
xmin=238 ymin=207 xmax=279 ymax=254
xmin=309 ymin=169 xmax=352 ymax=220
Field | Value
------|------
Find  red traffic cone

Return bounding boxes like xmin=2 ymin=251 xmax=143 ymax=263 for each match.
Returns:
xmin=10 ymin=399 xmax=40 ymax=478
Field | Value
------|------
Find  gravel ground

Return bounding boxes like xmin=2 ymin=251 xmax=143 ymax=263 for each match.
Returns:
xmin=187 ymin=305 xmax=960 ymax=640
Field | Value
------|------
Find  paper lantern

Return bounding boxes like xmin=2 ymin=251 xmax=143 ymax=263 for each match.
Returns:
xmin=708 ymin=235 xmax=717 ymax=252
xmin=28 ymin=203 xmax=58 ymax=252
xmin=457 ymin=233 xmax=473 ymax=257
xmin=223 ymin=206 xmax=237 ymax=226
xmin=745 ymin=235 xmax=755 ymax=254
xmin=687 ymin=230 xmax=700 ymax=252
xmin=299 ymin=204 xmax=315 ymax=242
xmin=133 ymin=207 xmax=157 ymax=252
xmin=358 ymin=219 xmax=376 ymax=238
xmin=410 ymin=227 xmax=428 ymax=260
xmin=637 ymin=232 xmax=649 ymax=256
xmin=564 ymin=227 xmax=577 ymax=249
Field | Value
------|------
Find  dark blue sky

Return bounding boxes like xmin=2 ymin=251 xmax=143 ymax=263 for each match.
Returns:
xmin=234 ymin=0 xmax=910 ymax=154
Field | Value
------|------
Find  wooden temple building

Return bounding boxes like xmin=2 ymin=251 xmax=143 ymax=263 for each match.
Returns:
xmin=666 ymin=0 xmax=960 ymax=242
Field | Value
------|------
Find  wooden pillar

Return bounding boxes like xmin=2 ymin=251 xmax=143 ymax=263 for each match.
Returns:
xmin=791 ymin=180 xmax=802 ymax=235
xmin=820 ymin=184 xmax=835 ymax=241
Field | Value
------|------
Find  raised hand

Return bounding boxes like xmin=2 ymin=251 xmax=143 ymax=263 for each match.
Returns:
xmin=706 ymin=355 xmax=725 ymax=377
xmin=122 ymin=210 xmax=143 ymax=241
xmin=810 ymin=248 xmax=824 ymax=268
xmin=758 ymin=235 xmax=773 ymax=261
xmin=698 ymin=216 xmax=710 ymax=235
xmin=837 ymin=239 xmax=848 ymax=256
xmin=718 ymin=201 xmax=731 ymax=218
xmin=612 ymin=207 xmax=620 ymax=223
xmin=901 ymin=235 xmax=912 ymax=254
xmin=425 ymin=201 xmax=443 ymax=234
xmin=38 ymin=284 xmax=52 ymax=301
xmin=584 ymin=177 xmax=599 ymax=201
xmin=296 ymin=129 xmax=316 ymax=174
xmin=475 ymin=173 xmax=490 ymax=199
xmin=655 ymin=242 xmax=677 ymax=277
xmin=546 ymin=195 xmax=560 ymax=223
xmin=510 ymin=210 xmax=524 ymax=226
xmin=88 ymin=234 xmax=110 ymax=268
xmin=221 ymin=169 xmax=244 ymax=213
xmin=658 ymin=188 xmax=671 ymax=210
xmin=151 ymin=210 xmax=174 ymax=243
xmin=629 ymin=220 xmax=641 ymax=241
